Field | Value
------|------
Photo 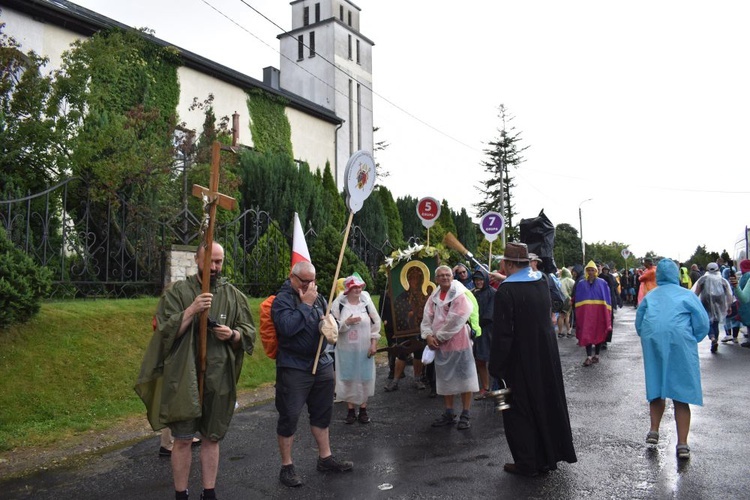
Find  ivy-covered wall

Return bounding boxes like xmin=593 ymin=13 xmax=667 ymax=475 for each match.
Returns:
xmin=246 ymin=88 xmax=293 ymax=158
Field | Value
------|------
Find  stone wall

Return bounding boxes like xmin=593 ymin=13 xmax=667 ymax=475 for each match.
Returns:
xmin=165 ymin=245 xmax=197 ymax=285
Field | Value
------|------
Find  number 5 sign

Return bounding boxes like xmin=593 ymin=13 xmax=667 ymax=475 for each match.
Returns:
xmin=480 ymin=211 xmax=505 ymax=242
xmin=416 ymin=197 xmax=441 ymax=229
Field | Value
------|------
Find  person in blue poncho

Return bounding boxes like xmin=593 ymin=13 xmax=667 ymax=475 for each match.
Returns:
xmin=635 ymin=259 xmax=709 ymax=461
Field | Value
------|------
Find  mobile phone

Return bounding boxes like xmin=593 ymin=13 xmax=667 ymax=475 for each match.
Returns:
xmin=207 ymin=317 xmax=218 ymax=328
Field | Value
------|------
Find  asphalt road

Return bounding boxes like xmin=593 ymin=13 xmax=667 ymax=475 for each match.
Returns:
xmin=3 ymin=306 xmax=750 ymax=499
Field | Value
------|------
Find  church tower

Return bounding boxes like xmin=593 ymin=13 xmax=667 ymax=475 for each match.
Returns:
xmin=279 ymin=0 xmax=374 ymax=188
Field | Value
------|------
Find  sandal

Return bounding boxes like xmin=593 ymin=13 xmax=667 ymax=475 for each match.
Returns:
xmin=582 ymin=358 xmax=592 ymax=367
xmin=457 ymin=414 xmax=471 ymax=430
xmin=676 ymin=444 xmax=690 ymax=460
xmin=646 ymin=430 xmax=659 ymax=445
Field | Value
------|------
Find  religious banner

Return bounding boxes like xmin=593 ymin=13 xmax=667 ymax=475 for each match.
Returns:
xmin=381 ymin=244 xmax=447 ymax=338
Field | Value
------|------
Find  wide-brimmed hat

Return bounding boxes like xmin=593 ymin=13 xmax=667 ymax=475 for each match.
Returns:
xmin=343 ymin=273 xmax=366 ymax=294
xmin=528 ymin=253 xmax=543 ymax=263
xmin=500 ymin=242 xmax=530 ymax=262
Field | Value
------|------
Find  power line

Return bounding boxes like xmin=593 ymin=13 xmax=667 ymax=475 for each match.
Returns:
xmin=200 ymin=0 xmax=480 ymax=152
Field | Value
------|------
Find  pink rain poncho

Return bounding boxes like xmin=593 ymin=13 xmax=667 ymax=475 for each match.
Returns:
xmin=420 ymin=281 xmax=479 ymax=395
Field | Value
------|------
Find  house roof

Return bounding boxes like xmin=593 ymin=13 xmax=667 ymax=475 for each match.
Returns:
xmin=3 ymin=0 xmax=343 ymax=125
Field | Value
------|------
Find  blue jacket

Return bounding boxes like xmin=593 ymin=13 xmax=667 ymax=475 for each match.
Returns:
xmin=635 ymin=259 xmax=709 ymax=405
xmin=271 ymin=280 xmax=332 ymax=371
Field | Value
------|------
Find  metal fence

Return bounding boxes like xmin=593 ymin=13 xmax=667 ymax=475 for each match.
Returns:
xmin=1 ymin=178 xmax=391 ymax=298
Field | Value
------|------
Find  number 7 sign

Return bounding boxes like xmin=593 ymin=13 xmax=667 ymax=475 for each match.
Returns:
xmin=480 ymin=211 xmax=505 ymax=242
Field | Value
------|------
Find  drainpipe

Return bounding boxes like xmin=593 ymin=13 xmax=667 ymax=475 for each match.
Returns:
xmin=232 ymin=112 xmax=240 ymax=147
xmin=334 ymin=122 xmax=344 ymax=188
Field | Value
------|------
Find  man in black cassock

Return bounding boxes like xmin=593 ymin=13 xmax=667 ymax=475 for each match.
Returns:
xmin=489 ymin=242 xmax=577 ymax=477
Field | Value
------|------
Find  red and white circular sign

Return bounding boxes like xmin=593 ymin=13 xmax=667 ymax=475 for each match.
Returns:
xmin=416 ymin=197 xmax=441 ymax=229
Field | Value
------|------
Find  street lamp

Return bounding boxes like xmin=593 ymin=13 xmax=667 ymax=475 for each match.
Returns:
xmin=579 ymin=198 xmax=593 ymax=265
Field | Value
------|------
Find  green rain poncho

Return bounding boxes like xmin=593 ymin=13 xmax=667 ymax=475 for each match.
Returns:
xmin=135 ymin=275 xmax=255 ymax=440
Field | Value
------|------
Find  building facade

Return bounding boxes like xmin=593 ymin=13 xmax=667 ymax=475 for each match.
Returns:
xmin=279 ymin=0 xmax=375 ymax=187
xmin=1 ymin=0 xmax=374 ymax=187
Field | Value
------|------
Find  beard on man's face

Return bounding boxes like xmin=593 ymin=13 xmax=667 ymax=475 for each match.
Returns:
xmin=198 ymin=266 xmax=221 ymax=285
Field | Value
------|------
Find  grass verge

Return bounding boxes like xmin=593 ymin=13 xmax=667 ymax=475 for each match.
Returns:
xmin=0 ymin=297 xmax=276 ymax=452
xmin=0 ymin=295 xmax=383 ymax=454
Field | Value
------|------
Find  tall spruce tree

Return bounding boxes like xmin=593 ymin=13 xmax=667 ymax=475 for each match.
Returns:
xmin=375 ymin=186 xmax=404 ymax=248
xmin=453 ymin=208 xmax=478 ymax=254
xmin=475 ymin=104 xmax=527 ymax=241
xmin=396 ymin=195 xmax=423 ymax=244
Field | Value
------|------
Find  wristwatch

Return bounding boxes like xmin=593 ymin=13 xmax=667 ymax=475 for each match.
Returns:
xmin=227 ymin=330 xmax=238 ymax=344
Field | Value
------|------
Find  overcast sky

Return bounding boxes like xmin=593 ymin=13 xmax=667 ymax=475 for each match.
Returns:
xmin=70 ymin=0 xmax=750 ymax=263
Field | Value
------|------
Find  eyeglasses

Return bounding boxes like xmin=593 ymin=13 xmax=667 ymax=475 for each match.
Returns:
xmin=293 ymin=273 xmax=315 ymax=285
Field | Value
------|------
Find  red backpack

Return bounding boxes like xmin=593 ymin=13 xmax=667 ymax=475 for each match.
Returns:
xmin=259 ymin=295 xmax=278 ymax=359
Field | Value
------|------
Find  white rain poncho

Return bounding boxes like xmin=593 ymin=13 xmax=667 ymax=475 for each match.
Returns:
xmin=693 ymin=268 xmax=733 ymax=322
xmin=332 ymin=290 xmax=381 ymax=405
xmin=421 ymin=281 xmax=479 ymax=396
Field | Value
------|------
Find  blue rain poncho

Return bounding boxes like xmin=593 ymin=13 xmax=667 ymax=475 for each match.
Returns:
xmin=635 ymin=259 xmax=709 ymax=405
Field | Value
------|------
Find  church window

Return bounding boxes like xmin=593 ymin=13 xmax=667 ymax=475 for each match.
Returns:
xmin=303 ymin=6 xmax=309 ymax=26
xmin=309 ymin=31 xmax=316 ymax=57
xmin=297 ymin=35 xmax=304 ymax=60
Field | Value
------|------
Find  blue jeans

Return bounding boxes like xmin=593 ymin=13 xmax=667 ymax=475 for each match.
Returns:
xmin=709 ymin=320 xmax=719 ymax=340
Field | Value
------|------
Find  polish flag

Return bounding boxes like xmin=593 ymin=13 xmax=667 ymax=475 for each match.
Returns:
xmin=291 ymin=212 xmax=311 ymax=271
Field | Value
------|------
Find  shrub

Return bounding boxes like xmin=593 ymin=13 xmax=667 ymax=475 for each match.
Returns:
xmin=0 ymin=227 xmax=52 ymax=329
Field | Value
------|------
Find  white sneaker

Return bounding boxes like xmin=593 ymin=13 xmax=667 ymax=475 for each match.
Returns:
xmin=721 ymin=336 xmax=734 ymax=343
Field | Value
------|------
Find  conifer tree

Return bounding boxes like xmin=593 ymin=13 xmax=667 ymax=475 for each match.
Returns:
xmin=475 ymin=104 xmax=528 ymax=241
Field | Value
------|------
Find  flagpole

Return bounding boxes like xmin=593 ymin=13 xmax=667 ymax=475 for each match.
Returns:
xmin=312 ymin=211 xmax=354 ymax=374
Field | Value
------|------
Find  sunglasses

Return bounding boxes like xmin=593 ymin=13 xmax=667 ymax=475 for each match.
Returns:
xmin=293 ymin=273 xmax=315 ymax=285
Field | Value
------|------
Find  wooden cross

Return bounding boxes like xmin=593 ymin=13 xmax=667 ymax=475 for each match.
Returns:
xmin=191 ymin=141 xmax=237 ymax=403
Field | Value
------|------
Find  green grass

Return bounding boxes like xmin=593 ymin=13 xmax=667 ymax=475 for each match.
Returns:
xmin=0 ymin=297 xmax=276 ymax=452
xmin=0 ymin=295 xmax=383 ymax=453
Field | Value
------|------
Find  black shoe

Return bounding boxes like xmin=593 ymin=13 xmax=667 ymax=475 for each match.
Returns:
xmin=711 ymin=341 xmax=718 ymax=353
xmin=279 ymin=464 xmax=303 ymax=487
xmin=358 ymin=408 xmax=371 ymax=424
xmin=159 ymin=446 xmax=171 ymax=457
xmin=503 ymin=462 xmax=539 ymax=477
xmin=742 ymin=342 xmax=750 ymax=348
xmin=345 ymin=409 xmax=356 ymax=424
xmin=199 ymin=490 xmax=216 ymax=500
xmin=317 ymin=455 xmax=353 ymax=472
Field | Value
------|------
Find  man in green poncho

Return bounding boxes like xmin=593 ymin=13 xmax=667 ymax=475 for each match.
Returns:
xmin=135 ymin=242 xmax=255 ymax=500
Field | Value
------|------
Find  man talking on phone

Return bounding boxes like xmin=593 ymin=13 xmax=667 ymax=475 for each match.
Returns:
xmin=271 ymin=261 xmax=353 ymax=487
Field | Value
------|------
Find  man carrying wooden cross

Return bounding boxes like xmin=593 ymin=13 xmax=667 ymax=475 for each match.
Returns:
xmin=136 ymin=143 xmax=255 ymax=500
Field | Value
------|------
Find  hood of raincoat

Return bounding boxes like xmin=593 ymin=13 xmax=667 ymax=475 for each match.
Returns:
xmin=584 ymin=260 xmax=599 ymax=280
xmin=560 ymin=267 xmax=572 ymax=279
xmin=572 ymin=264 xmax=584 ymax=281
xmin=471 ymin=267 xmax=490 ymax=290
xmin=656 ymin=259 xmax=679 ymax=286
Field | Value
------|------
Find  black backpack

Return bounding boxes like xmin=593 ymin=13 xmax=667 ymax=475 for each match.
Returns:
xmin=545 ymin=274 xmax=565 ymax=313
